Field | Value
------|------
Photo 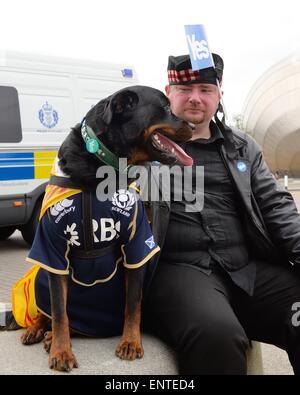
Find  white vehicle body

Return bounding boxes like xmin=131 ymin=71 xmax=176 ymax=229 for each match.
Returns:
xmin=0 ymin=50 xmax=139 ymax=243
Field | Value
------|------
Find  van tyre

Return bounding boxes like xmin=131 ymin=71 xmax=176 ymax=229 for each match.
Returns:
xmin=21 ymin=199 xmax=42 ymax=246
xmin=0 ymin=226 xmax=15 ymax=240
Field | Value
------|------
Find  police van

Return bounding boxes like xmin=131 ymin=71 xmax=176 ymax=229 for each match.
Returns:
xmin=0 ymin=51 xmax=138 ymax=244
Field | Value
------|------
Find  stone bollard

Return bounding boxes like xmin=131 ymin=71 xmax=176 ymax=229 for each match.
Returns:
xmin=247 ymin=341 xmax=264 ymax=375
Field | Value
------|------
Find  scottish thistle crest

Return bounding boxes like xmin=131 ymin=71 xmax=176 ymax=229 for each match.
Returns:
xmin=112 ymin=189 xmax=136 ymax=211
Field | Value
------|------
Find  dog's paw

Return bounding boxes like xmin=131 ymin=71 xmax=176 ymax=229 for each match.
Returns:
xmin=48 ymin=348 xmax=78 ymax=372
xmin=43 ymin=331 xmax=52 ymax=353
xmin=115 ymin=340 xmax=144 ymax=360
xmin=21 ymin=326 xmax=46 ymax=345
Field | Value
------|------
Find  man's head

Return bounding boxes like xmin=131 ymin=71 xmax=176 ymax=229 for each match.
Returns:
xmin=165 ymin=53 xmax=224 ymax=126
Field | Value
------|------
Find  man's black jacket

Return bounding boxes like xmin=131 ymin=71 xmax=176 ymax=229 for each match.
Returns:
xmin=143 ymin=120 xmax=300 ymax=294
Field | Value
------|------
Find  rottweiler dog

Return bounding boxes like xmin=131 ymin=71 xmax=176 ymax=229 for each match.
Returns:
xmin=6 ymin=86 xmax=193 ymax=372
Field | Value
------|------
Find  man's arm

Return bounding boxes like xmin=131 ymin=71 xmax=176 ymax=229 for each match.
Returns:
xmin=249 ymin=137 xmax=300 ymax=265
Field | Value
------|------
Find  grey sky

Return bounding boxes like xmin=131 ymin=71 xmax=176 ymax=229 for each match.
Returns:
xmin=1 ymin=0 xmax=299 ymax=122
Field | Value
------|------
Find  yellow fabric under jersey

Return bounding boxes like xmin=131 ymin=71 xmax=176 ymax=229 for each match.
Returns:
xmin=15 ymin=185 xmax=159 ymax=336
xmin=12 ymin=265 xmax=40 ymax=327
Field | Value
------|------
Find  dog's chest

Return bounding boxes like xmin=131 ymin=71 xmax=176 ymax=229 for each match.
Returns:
xmin=50 ymin=190 xmax=136 ymax=248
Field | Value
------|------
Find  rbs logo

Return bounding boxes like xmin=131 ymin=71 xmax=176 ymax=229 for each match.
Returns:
xmin=92 ymin=218 xmax=121 ymax=243
xmin=186 ymin=34 xmax=209 ymax=61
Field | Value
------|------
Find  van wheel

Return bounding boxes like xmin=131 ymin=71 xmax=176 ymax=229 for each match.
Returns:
xmin=21 ymin=199 xmax=42 ymax=246
xmin=0 ymin=226 xmax=16 ymax=240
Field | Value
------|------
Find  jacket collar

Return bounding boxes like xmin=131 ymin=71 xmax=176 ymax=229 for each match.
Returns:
xmin=214 ymin=115 xmax=247 ymax=159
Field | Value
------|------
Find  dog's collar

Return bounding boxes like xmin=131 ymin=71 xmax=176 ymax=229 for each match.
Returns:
xmin=81 ymin=119 xmax=131 ymax=173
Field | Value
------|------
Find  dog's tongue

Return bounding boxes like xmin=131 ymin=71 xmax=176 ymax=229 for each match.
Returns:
xmin=154 ymin=132 xmax=193 ymax=166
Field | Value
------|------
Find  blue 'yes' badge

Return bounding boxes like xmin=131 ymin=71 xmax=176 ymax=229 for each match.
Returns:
xmin=237 ymin=161 xmax=247 ymax=173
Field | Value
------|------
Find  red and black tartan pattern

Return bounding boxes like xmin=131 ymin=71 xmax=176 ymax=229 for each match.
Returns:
xmin=168 ymin=69 xmax=201 ymax=84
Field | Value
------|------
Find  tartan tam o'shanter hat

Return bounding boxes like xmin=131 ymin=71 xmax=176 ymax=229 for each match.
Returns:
xmin=167 ymin=53 xmax=224 ymax=85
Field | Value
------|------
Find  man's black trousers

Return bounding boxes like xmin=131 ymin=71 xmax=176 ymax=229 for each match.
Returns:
xmin=143 ymin=260 xmax=300 ymax=374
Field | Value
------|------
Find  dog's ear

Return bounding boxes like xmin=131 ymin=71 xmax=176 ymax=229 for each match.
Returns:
xmin=102 ymin=90 xmax=139 ymax=124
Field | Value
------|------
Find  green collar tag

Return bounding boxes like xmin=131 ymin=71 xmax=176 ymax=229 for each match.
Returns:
xmin=81 ymin=120 xmax=131 ymax=173
xmin=86 ymin=138 xmax=100 ymax=153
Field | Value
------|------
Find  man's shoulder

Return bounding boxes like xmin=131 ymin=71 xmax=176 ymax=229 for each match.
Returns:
xmin=230 ymin=126 xmax=249 ymax=143
xmin=229 ymin=126 xmax=261 ymax=154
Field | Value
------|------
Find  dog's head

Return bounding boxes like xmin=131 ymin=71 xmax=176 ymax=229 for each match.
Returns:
xmin=84 ymin=85 xmax=193 ymax=166
xmin=58 ymin=86 xmax=194 ymax=186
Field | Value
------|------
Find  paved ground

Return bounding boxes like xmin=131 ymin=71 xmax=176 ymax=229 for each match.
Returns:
xmin=0 ymin=331 xmax=178 ymax=375
xmin=1 ymin=186 xmax=300 ymax=374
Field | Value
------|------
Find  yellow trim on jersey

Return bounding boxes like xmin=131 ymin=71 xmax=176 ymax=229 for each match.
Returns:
xmin=121 ymin=245 xmax=160 ymax=269
xmin=69 ymin=257 xmax=123 ymax=287
xmin=128 ymin=181 xmax=141 ymax=194
xmin=128 ymin=201 xmax=138 ymax=241
xmin=26 ymin=243 xmax=71 ymax=275
xmin=26 ymin=258 xmax=70 ymax=275
xmin=40 ymin=184 xmax=81 ymax=220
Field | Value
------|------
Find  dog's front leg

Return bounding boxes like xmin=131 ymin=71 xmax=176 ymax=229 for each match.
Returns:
xmin=48 ymin=273 xmax=78 ymax=372
xmin=115 ymin=268 xmax=144 ymax=360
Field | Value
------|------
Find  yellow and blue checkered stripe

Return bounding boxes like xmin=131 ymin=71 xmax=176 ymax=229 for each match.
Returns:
xmin=0 ymin=151 xmax=56 ymax=181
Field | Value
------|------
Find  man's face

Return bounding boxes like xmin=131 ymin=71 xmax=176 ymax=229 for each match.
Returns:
xmin=165 ymin=83 xmax=221 ymax=125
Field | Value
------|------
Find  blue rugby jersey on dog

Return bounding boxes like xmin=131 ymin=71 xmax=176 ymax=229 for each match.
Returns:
xmin=26 ymin=188 xmax=160 ymax=336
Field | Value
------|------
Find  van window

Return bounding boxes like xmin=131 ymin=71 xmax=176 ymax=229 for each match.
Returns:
xmin=0 ymin=86 xmax=22 ymax=143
